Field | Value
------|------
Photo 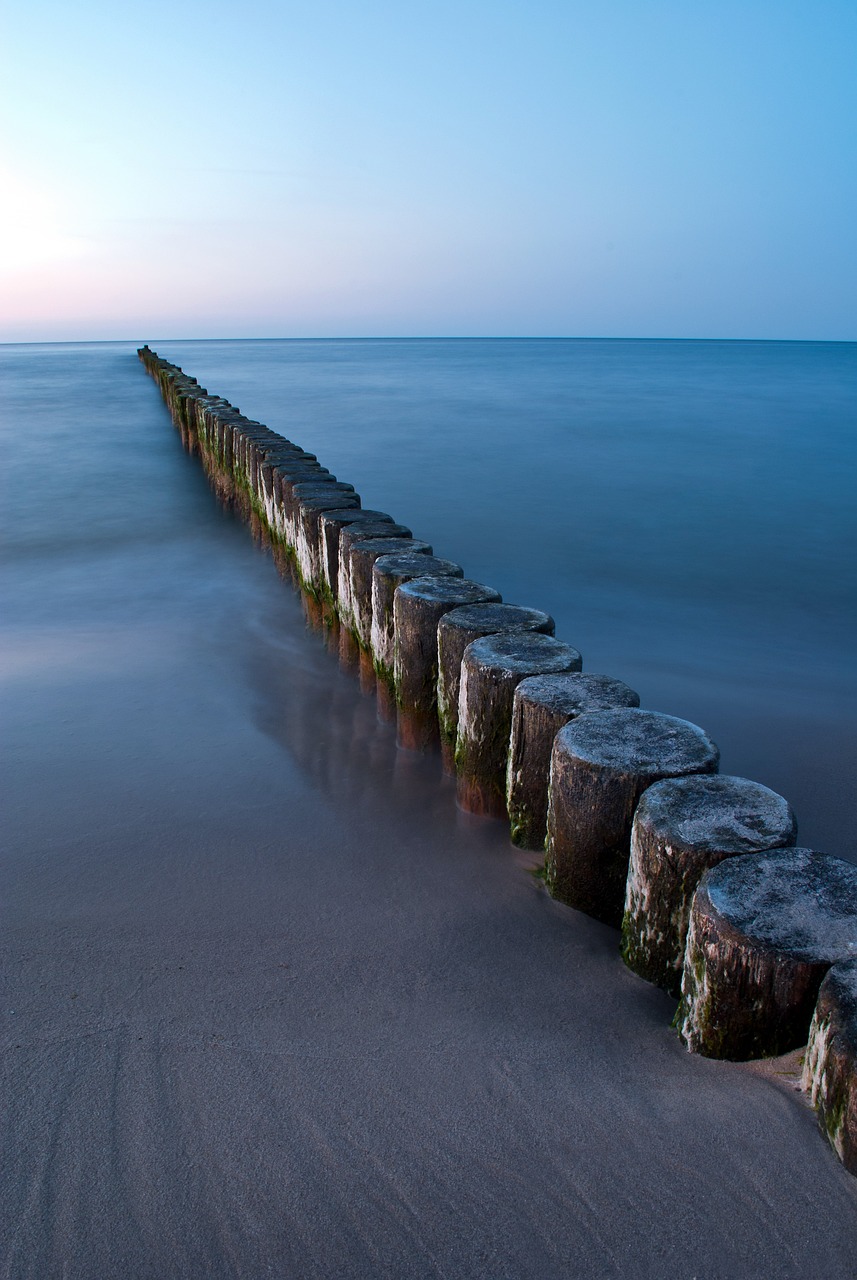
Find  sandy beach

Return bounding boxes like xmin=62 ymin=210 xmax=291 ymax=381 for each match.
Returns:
xmin=2 ymin=346 xmax=856 ymax=1278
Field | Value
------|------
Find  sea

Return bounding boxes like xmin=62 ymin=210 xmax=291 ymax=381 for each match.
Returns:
xmin=3 ymin=337 xmax=857 ymax=1277
xmin=2 ymin=337 xmax=856 ymax=861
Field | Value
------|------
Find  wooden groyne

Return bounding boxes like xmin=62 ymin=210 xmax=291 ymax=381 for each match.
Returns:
xmin=138 ymin=344 xmax=857 ymax=1176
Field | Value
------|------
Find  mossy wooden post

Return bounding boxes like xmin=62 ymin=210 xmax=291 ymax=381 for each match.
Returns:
xmin=437 ymin=604 xmax=555 ymax=772
xmin=676 ymin=848 xmax=857 ymax=1059
xmin=318 ymin=510 xmax=396 ymax=605
xmin=393 ymin=578 xmax=502 ymax=751
xmin=371 ymin=554 xmax=464 ymax=682
xmin=260 ymin=451 xmax=309 ymax=536
xmin=456 ymin=633 xmax=582 ymax=819
xmin=347 ymin=538 xmax=433 ymax=650
xmin=289 ymin=482 xmax=358 ymax=566
xmin=336 ymin=523 xmax=415 ymax=628
xmin=803 ymin=959 xmax=857 ymax=1176
xmin=278 ymin=469 xmax=336 ymax=534
xmin=622 ymin=775 xmax=797 ymax=996
xmin=546 ymin=709 xmax=719 ymax=925
xmin=507 ymin=673 xmax=640 ymax=851
xmin=270 ymin=462 xmax=331 ymax=544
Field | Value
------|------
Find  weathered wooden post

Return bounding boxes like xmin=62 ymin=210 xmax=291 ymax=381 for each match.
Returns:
xmin=803 ymin=958 xmax=857 ymax=1176
xmin=437 ymin=603 xmax=555 ymax=772
xmin=676 ymin=848 xmax=857 ymax=1059
xmin=347 ymin=538 xmax=433 ymax=650
xmin=371 ymin=553 xmax=464 ymax=681
xmin=545 ymin=709 xmax=719 ymax=925
xmin=318 ymin=510 xmax=397 ymax=604
xmin=290 ymin=483 xmax=360 ymax=581
xmin=260 ymin=453 xmax=314 ymax=535
xmin=289 ymin=478 xmax=355 ymax=532
xmin=456 ymin=633 xmax=582 ymax=818
xmin=393 ymin=577 xmax=502 ymax=750
xmin=507 ymin=673 xmax=640 ymax=851
xmin=336 ymin=523 xmax=416 ymax=628
xmin=268 ymin=461 xmax=333 ymax=542
xmin=622 ymin=775 xmax=797 ymax=995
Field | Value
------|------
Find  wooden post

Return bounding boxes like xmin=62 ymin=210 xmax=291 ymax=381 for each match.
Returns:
xmin=318 ymin=510 xmax=396 ymax=604
xmin=456 ymin=633 xmax=582 ymax=819
xmin=622 ymin=775 xmax=797 ymax=995
xmin=291 ymin=483 xmax=358 ymax=581
xmin=371 ymin=554 xmax=464 ymax=681
xmin=507 ymin=673 xmax=640 ymax=851
xmin=676 ymin=848 xmax=857 ymax=1059
xmin=545 ymin=709 xmax=719 ymax=925
xmin=803 ymin=959 xmax=857 ymax=1176
xmin=393 ymin=577 xmax=502 ymax=750
xmin=336 ymin=523 xmax=415 ymax=628
xmin=437 ymin=603 xmax=554 ymax=772
xmin=347 ymin=538 xmax=433 ymax=650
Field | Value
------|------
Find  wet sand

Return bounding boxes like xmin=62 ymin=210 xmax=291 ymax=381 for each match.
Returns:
xmin=1 ymin=346 xmax=856 ymax=1277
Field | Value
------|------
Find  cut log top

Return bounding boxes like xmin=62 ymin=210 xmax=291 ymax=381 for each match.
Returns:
xmin=463 ymin=631 xmax=581 ymax=676
xmin=271 ymin=464 xmax=331 ymax=481
xmin=635 ymin=774 xmax=797 ymax=855
xmin=320 ymin=509 xmax=393 ymax=530
xmin=351 ymin=537 xmax=430 ymax=559
xmin=396 ymin=576 xmax=500 ymax=606
xmin=373 ymin=552 xmax=463 ymax=580
xmin=439 ymin=602 xmax=554 ymax=637
xmin=699 ymin=848 xmax=857 ymax=965
xmin=514 ymin=672 xmax=639 ymax=717
xmin=555 ymin=708 xmax=719 ymax=774
xmin=292 ymin=481 xmax=356 ymax=497
xmin=295 ymin=492 xmax=361 ymax=511
xmin=340 ymin=521 xmax=413 ymax=546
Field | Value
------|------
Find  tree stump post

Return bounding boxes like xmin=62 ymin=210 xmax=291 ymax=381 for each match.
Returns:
xmin=289 ymin=483 xmax=358 ymax=569
xmin=456 ymin=633 xmax=582 ymax=819
xmin=546 ymin=709 xmax=719 ymax=925
xmin=347 ymin=538 xmax=433 ymax=649
xmin=393 ymin=577 xmax=502 ymax=751
xmin=270 ymin=462 xmax=331 ymax=542
xmin=507 ymin=673 xmax=640 ymax=851
xmin=318 ymin=510 xmax=396 ymax=604
xmin=370 ymin=554 xmax=464 ymax=682
xmin=336 ymin=523 xmax=415 ymax=628
xmin=676 ymin=848 xmax=857 ymax=1059
xmin=437 ymin=604 xmax=554 ymax=772
xmin=803 ymin=958 xmax=857 ymax=1176
xmin=622 ymin=775 xmax=797 ymax=995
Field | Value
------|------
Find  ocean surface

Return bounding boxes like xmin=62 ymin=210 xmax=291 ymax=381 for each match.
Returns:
xmin=2 ymin=338 xmax=857 ymax=1277
xmin=89 ymin=337 xmax=857 ymax=858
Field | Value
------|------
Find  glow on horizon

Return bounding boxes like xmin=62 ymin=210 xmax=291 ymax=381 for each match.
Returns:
xmin=1 ymin=0 xmax=855 ymax=342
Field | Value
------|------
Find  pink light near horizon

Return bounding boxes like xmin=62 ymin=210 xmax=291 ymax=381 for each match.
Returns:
xmin=2 ymin=0 xmax=855 ymax=342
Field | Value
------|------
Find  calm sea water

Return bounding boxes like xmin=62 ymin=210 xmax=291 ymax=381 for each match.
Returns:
xmin=3 ymin=338 xmax=856 ymax=860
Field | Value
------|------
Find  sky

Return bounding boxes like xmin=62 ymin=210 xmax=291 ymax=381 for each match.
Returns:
xmin=1 ymin=1 xmax=855 ymax=342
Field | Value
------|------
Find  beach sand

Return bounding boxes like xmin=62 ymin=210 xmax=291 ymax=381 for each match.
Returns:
xmin=1 ymin=348 xmax=856 ymax=1277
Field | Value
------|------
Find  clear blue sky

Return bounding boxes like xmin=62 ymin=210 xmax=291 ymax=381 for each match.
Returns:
xmin=2 ymin=0 xmax=854 ymax=341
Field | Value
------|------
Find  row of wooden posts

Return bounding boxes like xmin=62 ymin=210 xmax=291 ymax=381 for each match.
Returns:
xmin=138 ymin=345 xmax=856 ymax=1177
